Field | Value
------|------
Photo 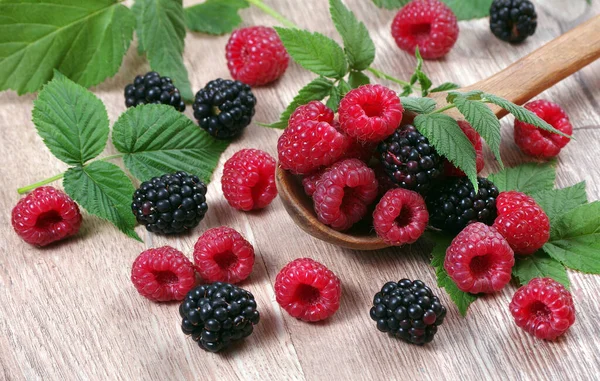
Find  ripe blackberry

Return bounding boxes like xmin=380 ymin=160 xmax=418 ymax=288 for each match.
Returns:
xmin=132 ymin=171 xmax=208 ymax=234
xmin=490 ymin=0 xmax=537 ymax=43
xmin=192 ymin=79 xmax=256 ymax=139
xmin=427 ymin=177 xmax=499 ymax=233
xmin=377 ymin=124 xmax=443 ymax=194
xmin=180 ymin=282 xmax=260 ymax=352
xmin=370 ymin=279 xmax=446 ymax=345
xmin=124 ymin=71 xmax=185 ymax=111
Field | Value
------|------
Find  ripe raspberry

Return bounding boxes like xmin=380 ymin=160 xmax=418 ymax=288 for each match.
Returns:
xmin=514 ymin=100 xmax=573 ymax=158
xmin=131 ymin=246 xmax=197 ymax=302
xmin=493 ymin=191 xmax=550 ymax=255
xmin=193 ymin=227 xmax=255 ymax=284
xmin=226 ymin=26 xmax=289 ymax=86
xmin=444 ymin=121 xmax=485 ymax=176
xmin=12 ymin=186 xmax=82 ymax=246
xmin=338 ymin=84 xmax=404 ymax=143
xmin=313 ymin=159 xmax=379 ymax=231
xmin=391 ymin=0 xmax=459 ymax=60
xmin=288 ymin=100 xmax=334 ymax=126
xmin=302 ymin=170 xmax=324 ymax=197
xmin=275 ymin=258 xmax=341 ymax=322
xmin=445 ymin=223 xmax=515 ymax=294
xmin=509 ymin=278 xmax=575 ymax=340
xmin=222 ymin=149 xmax=277 ymax=211
xmin=373 ymin=189 xmax=429 ymax=246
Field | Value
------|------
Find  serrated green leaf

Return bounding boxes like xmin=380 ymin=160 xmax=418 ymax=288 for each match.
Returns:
xmin=446 ymin=90 xmax=483 ymax=103
xmin=530 ymin=182 xmax=587 ymax=224
xmin=337 ymin=79 xmax=352 ymax=96
xmin=348 ymin=71 xmax=370 ymax=88
xmin=441 ymin=0 xmax=493 ymax=20
xmin=112 ymin=104 xmax=228 ymax=184
xmin=0 ymin=0 xmax=135 ymax=94
xmin=399 ymin=97 xmax=436 ymax=114
xmin=274 ymin=27 xmax=348 ymax=79
xmin=329 ymin=0 xmax=375 ymax=71
xmin=64 ymin=161 xmax=141 ymax=241
xmin=512 ymin=251 xmax=570 ymax=289
xmin=487 ymin=161 xmax=556 ymax=195
xmin=430 ymin=82 xmax=460 ymax=93
xmin=32 ymin=71 xmax=109 ymax=166
xmin=185 ymin=0 xmax=249 ymax=35
xmin=417 ymin=71 xmax=432 ymax=97
xmin=135 ymin=0 xmax=193 ymax=101
xmin=326 ymin=85 xmax=341 ymax=112
xmin=399 ymin=85 xmax=413 ymax=97
xmin=371 ymin=0 xmax=411 ymax=9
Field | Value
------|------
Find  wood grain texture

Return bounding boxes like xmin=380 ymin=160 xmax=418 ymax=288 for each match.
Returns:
xmin=1 ymin=1 xmax=600 ymax=380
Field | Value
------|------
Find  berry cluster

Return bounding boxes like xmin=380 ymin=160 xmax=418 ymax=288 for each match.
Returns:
xmin=124 ymin=72 xmax=185 ymax=111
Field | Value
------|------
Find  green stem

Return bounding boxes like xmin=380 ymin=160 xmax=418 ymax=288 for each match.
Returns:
xmin=430 ymin=104 xmax=457 ymax=114
xmin=246 ymin=0 xmax=298 ymax=29
xmin=17 ymin=173 xmax=65 ymax=194
xmin=366 ymin=67 xmax=411 ymax=87
xmin=97 ymin=153 xmax=125 ymax=162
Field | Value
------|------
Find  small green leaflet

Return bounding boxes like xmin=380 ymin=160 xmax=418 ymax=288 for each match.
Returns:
xmin=326 ymin=86 xmax=342 ymax=112
xmin=400 ymin=97 xmax=436 ymax=114
xmin=274 ymin=27 xmax=348 ymax=79
xmin=32 ymin=72 xmax=109 ymax=166
xmin=0 ymin=0 xmax=135 ymax=94
xmin=185 ymin=0 xmax=249 ymax=35
xmin=112 ymin=105 xmax=229 ymax=184
xmin=371 ymin=0 xmax=410 ymax=9
xmin=64 ymin=161 xmax=141 ymax=241
xmin=337 ymin=79 xmax=352 ymax=97
xmin=329 ymin=0 xmax=375 ymax=71
xmin=372 ymin=0 xmax=493 ymax=20
xmin=512 ymin=251 xmax=570 ymax=289
xmin=348 ymin=71 xmax=370 ymax=88
xmin=530 ymin=182 xmax=587 ymax=224
xmin=430 ymin=82 xmax=460 ymax=93
xmin=487 ymin=161 xmax=556 ymax=195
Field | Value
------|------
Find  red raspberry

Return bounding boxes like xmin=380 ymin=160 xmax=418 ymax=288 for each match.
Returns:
xmin=131 ymin=246 xmax=197 ymax=302
xmin=313 ymin=159 xmax=379 ymax=231
xmin=225 ymin=26 xmax=289 ymax=86
xmin=338 ymin=84 xmax=404 ymax=143
xmin=302 ymin=170 xmax=324 ymax=197
xmin=373 ymin=189 xmax=429 ymax=245
xmin=288 ymin=100 xmax=334 ymax=126
xmin=445 ymin=223 xmax=515 ymax=294
xmin=493 ymin=191 xmax=550 ymax=255
xmin=514 ymin=100 xmax=573 ymax=158
xmin=11 ymin=186 xmax=82 ymax=246
xmin=391 ymin=0 xmax=459 ymax=60
xmin=222 ymin=149 xmax=277 ymax=211
xmin=444 ymin=121 xmax=485 ymax=176
xmin=193 ymin=226 xmax=255 ymax=284
xmin=275 ymin=258 xmax=341 ymax=322
xmin=509 ymin=278 xmax=576 ymax=340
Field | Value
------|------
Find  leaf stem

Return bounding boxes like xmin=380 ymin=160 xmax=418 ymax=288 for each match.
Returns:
xmin=430 ymin=104 xmax=457 ymax=114
xmin=97 ymin=153 xmax=125 ymax=162
xmin=366 ymin=67 xmax=411 ymax=87
xmin=246 ymin=0 xmax=298 ymax=29
xmin=17 ymin=173 xmax=65 ymax=194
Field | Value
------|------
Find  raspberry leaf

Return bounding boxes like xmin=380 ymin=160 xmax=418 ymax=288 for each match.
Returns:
xmin=32 ymin=71 xmax=109 ymax=166
xmin=274 ymin=27 xmax=348 ymax=79
xmin=0 ymin=0 xmax=134 ymax=94
xmin=64 ymin=161 xmax=141 ymax=242
xmin=185 ymin=0 xmax=249 ymax=35
xmin=399 ymin=97 xmax=436 ymax=114
xmin=326 ymin=86 xmax=342 ymax=112
xmin=512 ymin=251 xmax=570 ymax=289
xmin=112 ymin=104 xmax=228 ymax=184
xmin=348 ymin=71 xmax=370 ymax=88
xmin=430 ymin=82 xmax=460 ymax=93
xmin=441 ymin=0 xmax=493 ymax=21
xmin=372 ymin=0 xmax=411 ymax=9
xmin=329 ymin=0 xmax=375 ymax=71
xmin=337 ymin=79 xmax=352 ymax=97
xmin=530 ymin=182 xmax=587 ymax=224
xmin=487 ymin=161 xmax=556 ymax=195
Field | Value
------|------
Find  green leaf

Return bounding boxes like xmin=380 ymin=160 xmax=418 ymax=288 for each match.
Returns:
xmin=487 ymin=161 xmax=556 ymax=195
xmin=399 ymin=97 xmax=436 ymax=114
xmin=326 ymin=85 xmax=341 ymax=112
xmin=512 ymin=251 xmax=570 ymax=289
xmin=32 ymin=71 xmax=109 ymax=166
xmin=0 ymin=0 xmax=135 ymax=94
xmin=399 ymin=85 xmax=413 ymax=97
xmin=185 ymin=0 xmax=249 ymax=35
xmin=135 ymin=0 xmax=193 ymax=101
xmin=112 ymin=104 xmax=229 ymax=184
xmin=530 ymin=182 xmax=587 ymax=224
xmin=544 ymin=201 xmax=600 ymax=274
xmin=274 ymin=27 xmax=348 ymax=79
xmin=329 ymin=0 xmax=375 ymax=71
xmin=63 ymin=161 xmax=141 ymax=241
xmin=417 ymin=71 xmax=432 ymax=97
xmin=372 ymin=0 xmax=411 ymax=9
xmin=447 ymin=90 xmax=483 ymax=103
xmin=441 ymin=0 xmax=493 ymax=21
xmin=337 ymin=79 xmax=352 ymax=96
xmin=414 ymin=113 xmax=478 ymax=190
xmin=430 ymin=82 xmax=460 ymax=93
xmin=348 ymin=71 xmax=370 ymax=88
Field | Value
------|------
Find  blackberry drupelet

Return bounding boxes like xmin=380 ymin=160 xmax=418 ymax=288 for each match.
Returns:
xmin=131 ymin=171 xmax=208 ymax=234
xmin=193 ymin=79 xmax=256 ymax=139
xmin=490 ymin=0 xmax=537 ymax=43
xmin=370 ymin=279 xmax=446 ymax=345
xmin=377 ymin=124 xmax=443 ymax=195
xmin=427 ymin=177 xmax=499 ymax=233
xmin=179 ymin=282 xmax=260 ymax=352
xmin=124 ymin=71 xmax=185 ymax=111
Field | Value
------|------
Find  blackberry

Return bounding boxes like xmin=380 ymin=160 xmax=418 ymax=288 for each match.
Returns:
xmin=179 ymin=282 xmax=260 ymax=352
xmin=490 ymin=0 xmax=537 ymax=43
xmin=377 ymin=124 xmax=443 ymax=195
xmin=131 ymin=171 xmax=208 ymax=234
xmin=193 ymin=79 xmax=256 ymax=139
xmin=124 ymin=71 xmax=185 ymax=111
xmin=427 ymin=177 xmax=499 ymax=233
xmin=370 ymin=279 xmax=446 ymax=345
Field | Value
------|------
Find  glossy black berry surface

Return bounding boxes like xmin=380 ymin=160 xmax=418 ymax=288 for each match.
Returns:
xmin=490 ymin=0 xmax=537 ymax=43
xmin=124 ymin=71 xmax=185 ymax=111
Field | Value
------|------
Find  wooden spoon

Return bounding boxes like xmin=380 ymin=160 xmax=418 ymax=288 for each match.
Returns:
xmin=277 ymin=15 xmax=600 ymax=251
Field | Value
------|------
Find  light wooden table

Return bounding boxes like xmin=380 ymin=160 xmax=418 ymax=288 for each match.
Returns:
xmin=2 ymin=1 xmax=600 ymax=380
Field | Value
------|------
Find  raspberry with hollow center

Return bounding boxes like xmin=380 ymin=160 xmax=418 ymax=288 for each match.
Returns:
xmin=193 ymin=226 xmax=255 ymax=284
xmin=338 ymin=84 xmax=404 ymax=142
xmin=445 ymin=223 xmax=515 ymax=294
xmin=275 ymin=258 xmax=341 ymax=322
xmin=222 ymin=149 xmax=277 ymax=211
xmin=444 ymin=121 xmax=485 ymax=176
xmin=509 ymin=278 xmax=575 ymax=340
xmin=302 ymin=170 xmax=324 ymax=197
xmin=514 ymin=100 xmax=573 ymax=158
xmin=313 ymin=159 xmax=379 ymax=231
xmin=391 ymin=0 xmax=459 ymax=60
xmin=12 ymin=186 xmax=82 ymax=246
xmin=131 ymin=246 xmax=197 ymax=302
xmin=373 ymin=189 xmax=429 ymax=245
